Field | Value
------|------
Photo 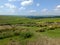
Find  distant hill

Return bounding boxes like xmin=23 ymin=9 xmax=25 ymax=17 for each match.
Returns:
xmin=25 ymin=15 xmax=60 ymax=19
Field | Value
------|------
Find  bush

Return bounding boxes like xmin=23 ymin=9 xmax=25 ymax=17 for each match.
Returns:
xmin=14 ymin=31 xmax=20 ymax=36
xmin=48 ymin=26 xmax=55 ymax=30
xmin=39 ymin=29 xmax=45 ymax=32
xmin=36 ymin=28 xmax=46 ymax=32
xmin=0 ymin=32 xmax=15 ymax=39
xmin=49 ymin=28 xmax=55 ymax=30
xmin=20 ymin=31 xmax=33 ymax=39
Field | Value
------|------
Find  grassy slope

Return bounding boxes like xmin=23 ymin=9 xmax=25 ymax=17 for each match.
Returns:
xmin=0 ymin=16 xmax=60 ymax=45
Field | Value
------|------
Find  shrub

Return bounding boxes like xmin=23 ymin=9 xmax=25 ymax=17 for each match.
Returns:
xmin=48 ymin=26 xmax=55 ymax=30
xmin=0 ymin=32 xmax=14 ymax=39
xmin=49 ymin=27 xmax=55 ymax=30
xmin=20 ymin=31 xmax=33 ymax=39
xmin=14 ymin=31 xmax=20 ymax=36
xmin=36 ymin=28 xmax=46 ymax=32
xmin=39 ymin=29 xmax=45 ymax=32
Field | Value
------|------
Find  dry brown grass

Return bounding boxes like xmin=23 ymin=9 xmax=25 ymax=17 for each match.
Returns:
xmin=0 ymin=25 xmax=60 ymax=45
xmin=0 ymin=25 xmax=12 ymax=30
xmin=6 ymin=36 xmax=60 ymax=45
xmin=7 ymin=40 xmax=21 ymax=45
xmin=25 ymin=37 xmax=60 ymax=45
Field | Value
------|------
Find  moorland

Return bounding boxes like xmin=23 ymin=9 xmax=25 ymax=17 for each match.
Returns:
xmin=0 ymin=15 xmax=60 ymax=45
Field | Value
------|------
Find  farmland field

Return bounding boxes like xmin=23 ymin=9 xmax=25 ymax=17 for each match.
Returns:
xmin=0 ymin=15 xmax=60 ymax=45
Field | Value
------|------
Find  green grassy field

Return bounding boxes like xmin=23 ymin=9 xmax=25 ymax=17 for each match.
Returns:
xmin=0 ymin=16 xmax=60 ymax=45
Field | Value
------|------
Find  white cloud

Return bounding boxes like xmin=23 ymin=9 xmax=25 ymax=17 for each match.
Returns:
xmin=36 ymin=3 xmax=40 ymax=7
xmin=19 ymin=7 xmax=25 ymax=10
xmin=54 ymin=5 xmax=60 ymax=11
xmin=40 ymin=8 xmax=49 ymax=15
xmin=8 ymin=0 xmax=17 ymax=2
xmin=2 ymin=3 xmax=17 ymax=13
xmin=41 ymin=8 xmax=48 ymax=12
xmin=29 ymin=10 xmax=36 ymax=13
xmin=4 ymin=3 xmax=16 ymax=9
xmin=27 ymin=10 xmax=40 ymax=15
xmin=8 ymin=0 xmax=21 ymax=2
xmin=0 ymin=5 xmax=4 ymax=8
xmin=40 ymin=6 xmax=60 ymax=15
xmin=52 ymin=5 xmax=60 ymax=15
xmin=21 ymin=0 xmax=33 ymax=6
xmin=56 ymin=5 xmax=60 ymax=9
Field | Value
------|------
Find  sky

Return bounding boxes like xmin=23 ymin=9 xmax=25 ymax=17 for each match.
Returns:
xmin=0 ymin=0 xmax=60 ymax=16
